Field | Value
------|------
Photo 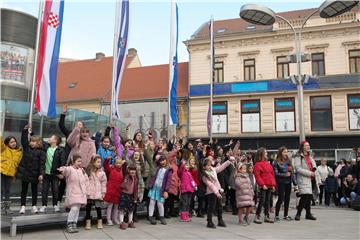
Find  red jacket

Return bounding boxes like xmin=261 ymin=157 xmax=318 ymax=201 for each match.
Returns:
xmin=103 ymin=157 xmax=124 ymax=204
xmin=254 ymin=160 xmax=276 ymax=188
xmin=189 ymin=168 xmax=200 ymax=187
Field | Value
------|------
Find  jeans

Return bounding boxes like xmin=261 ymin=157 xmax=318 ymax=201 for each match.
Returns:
xmin=207 ymin=193 xmax=223 ymax=222
xmin=1 ymin=174 xmax=12 ymax=201
xmin=256 ymin=189 xmax=272 ymax=216
xmin=340 ymin=192 xmax=358 ymax=205
xmin=58 ymin=179 xmax=66 ymax=202
xmin=325 ymin=192 xmax=338 ymax=206
xmin=275 ymin=182 xmax=291 ymax=217
xmin=42 ymin=175 xmax=59 ymax=206
xmin=296 ymin=194 xmax=312 ymax=216
xmin=319 ymin=185 xmax=325 ymax=204
xmin=20 ymin=181 xmax=38 ymax=206
xmin=180 ymin=192 xmax=192 ymax=212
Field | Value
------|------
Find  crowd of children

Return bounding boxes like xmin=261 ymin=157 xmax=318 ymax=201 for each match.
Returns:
xmin=1 ymin=109 xmax=360 ymax=232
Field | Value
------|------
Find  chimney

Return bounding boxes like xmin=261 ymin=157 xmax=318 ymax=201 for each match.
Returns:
xmin=127 ymin=48 xmax=137 ymax=57
xmin=95 ymin=52 xmax=105 ymax=61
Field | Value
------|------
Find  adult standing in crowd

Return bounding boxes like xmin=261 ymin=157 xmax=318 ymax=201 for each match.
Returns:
xmin=293 ymin=141 xmax=317 ymax=221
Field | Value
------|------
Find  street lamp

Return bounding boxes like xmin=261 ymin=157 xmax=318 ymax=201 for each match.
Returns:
xmin=239 ymin=0 xmax=359 ymax=143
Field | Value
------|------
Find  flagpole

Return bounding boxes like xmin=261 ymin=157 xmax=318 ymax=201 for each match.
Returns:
xmin=110 ymin=0 xmax=119 ymax=124
xmin=209 ymin=17 xmax=214 ymax=142
xmin=28 ymin=0 xmax=44 ymax=134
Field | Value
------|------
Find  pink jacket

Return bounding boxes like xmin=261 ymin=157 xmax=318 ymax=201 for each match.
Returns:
xmin=168 ymin=150 xmax=180 ymax=196
xmin=178 ymin=162 xmax=196 ymax=193
xmin=67 ymin=128 xmax=96 ymax=168
xmin=202 ymin=160 xmax=231 ymax=197
xmin=234 ymin=173 xmax=255 ymax=208
xmin=87 ymin=169 xmax=107 ymax=200
xmin=61 ymin=166 xmax=89 ymax=207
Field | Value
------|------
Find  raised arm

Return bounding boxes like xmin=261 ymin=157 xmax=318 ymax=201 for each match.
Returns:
xmin=215 ymin=160 xmax=231 ymax=174
xmin=59 ymin=113 xmax=71 ymax=138
xmin=21 ymin=127 xmax=29 ymax=150
xmin=67 ymin=128 xmax=80 ymax=148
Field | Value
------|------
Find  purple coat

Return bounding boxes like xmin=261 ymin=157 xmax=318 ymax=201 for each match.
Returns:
xmin=114 ymin=127 xmax=134 ymax=159
xmin=147 ymin=167 xmax=173 ymax=197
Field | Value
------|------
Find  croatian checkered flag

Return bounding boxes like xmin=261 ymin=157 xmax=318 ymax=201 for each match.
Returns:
xmin=111 ymin=0 xmax=129 ymax=120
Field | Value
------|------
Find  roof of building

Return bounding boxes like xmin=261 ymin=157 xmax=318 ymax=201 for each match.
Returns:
xmin=56 ymin=57 xmax=189 ymax=103
xmin=191 ymin=7 xmax=359 ymax=39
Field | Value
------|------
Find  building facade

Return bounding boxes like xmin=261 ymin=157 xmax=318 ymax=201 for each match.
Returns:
xmin=186 ymin=8 xmax=360 ymax=161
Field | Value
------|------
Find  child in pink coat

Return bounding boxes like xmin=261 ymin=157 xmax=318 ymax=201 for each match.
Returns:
xmin=202 ymin=157 xmax=233 ymax=229
xmin=58 ymin=154 xmax=89 ymax=234
xmin=84 ymin=155 xmax=107 ymax=230
xmin=178 ymin=159 xmax=197 ymax=222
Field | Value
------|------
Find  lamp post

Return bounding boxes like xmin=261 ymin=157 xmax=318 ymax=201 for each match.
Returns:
xmin=239 ymin=0 xmax=359 ymax=143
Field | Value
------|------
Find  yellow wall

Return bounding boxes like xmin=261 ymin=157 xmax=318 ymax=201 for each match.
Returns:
xmin=64 ymin=101 xmax=101 ymax=114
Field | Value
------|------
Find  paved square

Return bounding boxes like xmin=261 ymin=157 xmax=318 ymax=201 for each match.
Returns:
xmin=1 ymin=207 xmax=359 ymax=240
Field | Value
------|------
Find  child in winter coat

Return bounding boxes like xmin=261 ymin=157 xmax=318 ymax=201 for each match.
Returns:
xmin=58 ymin=154 xmax=90 ymax=233
xmin=67 ymin=126 xmax=96 ymax=169
xmin=253 ymin=148 xmax=276 ymax=224
xmin=16 ymin=126 xmax=46 ymax=214
xmin=118 ymin=164 xmax=138 ymax=230
xmin=202 ymin=157 xmax=232 ymax=229
xmin=97 ymin=134 xmax=115 ymax=166
xmin=1 ymin=135 xmax=22 ymax=214
xmin=85 ymin=155 xmax=107 ymax=230
xmin=147 ymin=154 xmax=173 ymax=225
xmin=324 ymin=169 xmax=338 ymax=206
xmin=103 ymin=156 xmax=125 ymax=225
xmin=178 ymin=160 xmax=197 ymax=222
xmin=189 ymin=157 xmax=203 ymax=217
xmin=39 ymin=134 xmax=66 ymax=213
xmin=234 ymin=163 xmax=254 ymax=226
xmin=165 ymin=150 xmax=180 ymax=218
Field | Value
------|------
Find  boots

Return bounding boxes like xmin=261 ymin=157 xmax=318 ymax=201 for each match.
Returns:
xmin=96 ymin=219 xmax=103 ymax=229
xmin=128 ymin=221 xmax=136 ymax=228
xmin=85 ymin=219 xmax=91 ymax=230
xmin=180 ymin=212 xmax=186 ymax=222
xmin=186 ymin=212 xmax=192 ymax=221
xmin=305 ymin=214 xmax=316 ymax=220
xmin=207 ymin=220 xmax=216 ymax=229
xmin=218 ymin=217 xmax=227 ymax=227
xmin=264 ymin=215 xmax=274 ymax=223
xmin=159 ymin=217 xmax=167 ymax=225
xmin=254 ymin=215 xmax=262 ymax=224
xmin=149 ymin=216 xmax=157 ymax=225
xmin=66 ymin=222 xmax=76 ymax=233
xmin=72 ymin=223 xmax=79 ymax=233
xmin=119 ymin=222 xmax=126 ymax=230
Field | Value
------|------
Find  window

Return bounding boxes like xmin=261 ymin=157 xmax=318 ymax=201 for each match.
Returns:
xmin=277 ymin=56 xmax=289 ymax=79
xmin=214 ymin=62 xmax=224 ymax=83
xmin=241 ymin=100 xmax=260 ymax=132
xmin=310 ymin=96 xmax=332 ymax=131
xmin=312 ymin=53 xmax=325 ymax=76
xmin=244 ymin=59 xmax=255 ymax=81
xmin=275 ymin=98 xmax=295 ymax=132
xmin=212 ymin=102 xmax=227 ymax=133
xmin=348 ymin=94 xmax=360 ymax=130
xmin=349 ymin=50 xmax=360 ymax=73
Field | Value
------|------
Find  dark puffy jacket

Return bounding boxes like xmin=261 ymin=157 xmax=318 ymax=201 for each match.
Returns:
xmin=16 ymin=129 xmax=46 ymax=183
xmin=43 ymin=142 xmax=67 ymax=175
xmin=324 ymin=176 xmax=338 ymax=193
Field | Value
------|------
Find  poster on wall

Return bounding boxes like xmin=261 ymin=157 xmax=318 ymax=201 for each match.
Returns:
xmin=349 ymin=109 xmax=360 ymax=130
xmin=0 ymin=44 xmax=28 ymax=82
xmin=242 ymin=113 xmax=260 ymax=132
xmin=212 ymin=114 xmax=227 ymax=134
xmin=276 ymin=112 xmax=295 ymax=131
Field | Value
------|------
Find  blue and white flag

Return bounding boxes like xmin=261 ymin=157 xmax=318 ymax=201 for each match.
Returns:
xmin=168 ymin=0 xmax=179 ymax=125
xmin=111 ymin=0 xmax=129 ymax=120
